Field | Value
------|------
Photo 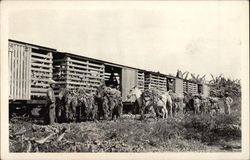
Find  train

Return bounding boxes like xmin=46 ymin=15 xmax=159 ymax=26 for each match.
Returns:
xmin=8 ymin=39 xmax=210 ymax=106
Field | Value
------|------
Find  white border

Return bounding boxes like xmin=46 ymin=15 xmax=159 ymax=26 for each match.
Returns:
xmin=1 ymin=1 xmax=249 ymax=160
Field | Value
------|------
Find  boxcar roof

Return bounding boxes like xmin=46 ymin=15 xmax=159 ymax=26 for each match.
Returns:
xmin=9 ymin=39 xmax=57 ymax=52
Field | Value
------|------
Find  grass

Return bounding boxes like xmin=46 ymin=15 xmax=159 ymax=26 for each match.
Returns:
xmin=9 ymin=111 xmax=241 ymax=152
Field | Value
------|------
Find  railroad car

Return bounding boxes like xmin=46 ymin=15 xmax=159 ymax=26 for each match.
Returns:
xmin=8 ymin=39 xmax=210 ymax=107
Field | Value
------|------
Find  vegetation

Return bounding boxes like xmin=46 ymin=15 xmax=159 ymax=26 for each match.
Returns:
xmin=209 ymin=74 xmax=241 ymax=98
xmin=9 ymin=109 xmax=241 ymax=152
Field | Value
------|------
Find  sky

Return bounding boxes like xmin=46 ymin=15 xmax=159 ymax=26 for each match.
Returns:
xmin=7 ymin=1 xmax=248 ymax=81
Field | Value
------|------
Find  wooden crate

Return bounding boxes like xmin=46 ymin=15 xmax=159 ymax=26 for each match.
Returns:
xmin=53 ymin=56 xmax=105 ymax=93
xmin=9 ymin=42 xmax=31 ymax=100
xmin=144 ymin=73 xmax=167 ymax=92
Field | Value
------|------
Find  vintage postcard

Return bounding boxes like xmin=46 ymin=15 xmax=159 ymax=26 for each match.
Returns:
xmin=0 ymin=1 xmax=249 ymax=160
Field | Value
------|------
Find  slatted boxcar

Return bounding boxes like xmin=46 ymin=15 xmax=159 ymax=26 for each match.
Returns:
xmin=9 ymin=39 xmax=210 ymax=107
xmin=9 ymin=39 xmax=56 ymax=104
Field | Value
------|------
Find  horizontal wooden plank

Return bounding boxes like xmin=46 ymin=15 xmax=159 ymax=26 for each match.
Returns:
xmin=31 ymin=52 xmax=52 ymax=59
xmin=31 ymin=83 xmax=49 ymax=87
xmin=56 ymin=72 xmax=104 ymax=80
xmin=31 ymin=77 xmax=53 ymax=82
xmin=31 ymin=57 xmax=52 ymax=64
xmin=67 ymin=63 xmax=104 ymax=72
xmin=31 ymin=92 xmax=47 ymax=97
xmin=88 ymin=66 xmax=104 ymax=72
xmin=89 ymin=62 xmax=104 ymax=68
xmin=66 ymin=81 xmax=100 ymax=87
xmin=58 ymin=78 xmax=101 ymax=84
xmin=31 ymin=67 xmax=52 ymax=73
xmin=65 ymin=76 xmax=102 ymax=83
xmin=67 ymin=58 xmax=104 ymax=68
xmin=66 ymin=62 xmax=88 ymax=69
xmin=64 ymin=67 xmax=103 ymax=75
xmin=31 ymin=63 xmax=53 ymax=69
xmin=67 ymin=72 xmax=104 ymax=79
xmin=32 ymin=73 xmax=52 ymax=78
xmin=31 ymin=88 xmax=48 ymax=93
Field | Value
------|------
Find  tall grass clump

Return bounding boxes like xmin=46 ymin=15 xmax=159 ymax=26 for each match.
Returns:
xmin=181 ymin=113 xmax=241 ymax=144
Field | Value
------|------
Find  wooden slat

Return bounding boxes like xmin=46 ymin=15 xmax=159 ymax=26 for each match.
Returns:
xmin=31 ymin=77 xmax=52 ymax=82
xmin=64 ymin=67 xmax=90 ymax=75
xmin=64 ymin=76 xmax=102 ymax=83
xmin=23 ymin=48 xmax=27 ymax=99
xmin=31 ymin=83 xmax=49 ymax=88
xmin=31 ymin=52 xmax=53 ymax=59
xmin=27 ymin=47 xmax=31 ymax=99
xmin=20 ymin=45 xmax=23 ymax=99
xmin=14 ymin=44 xmax=17 ymax=98
xmin=31 ymin=92 xmax=47 ymax=97
xmin=31 ymin=57 xmax=52 ymax=64
xmin=66 ymin=70 xmax=104 ymax=79
xmin=67 ymin=58 xmax=103 ymax=69
xmin=89 ymin=62 xmax=104 ymax=69
xmin=66 ymin=61 xmax=87 ymax=69
xmin=31 ymin=63 xmax=53 ymax=69
xmin=9 ymin=44 xmax=11 ymax=98
xmin=66 ymin=66 xmax=104 ymax=74
xmin=31 ymin=67 xmax=52 ymax=73
xmin=14 ymin=44 xmax=18 ymax=99
xmin=55 ymin=72 xmax=104 ymax=80
xmin=12 ymin=44 xmax=15 ymax=99
xmin=66 ymin=81 xmax=100 ymax=87
xmin=31 ymin=87 xmax=48 ymax=93
xmin=18 ymin=45 xmax=21 ymax=99
xmin=31 ymin=72 xmax=52 ymax=78
xmin=88 ymin=66 xmax=104 ymax=72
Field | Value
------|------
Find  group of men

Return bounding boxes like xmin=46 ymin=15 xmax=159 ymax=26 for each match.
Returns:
xmin=184 ymin=92 xmax=234 ymax=115
xmin=45 ymin=79 xmax=122 ymax=125
xmin=46 ymin=79 xmax=234 ymax=124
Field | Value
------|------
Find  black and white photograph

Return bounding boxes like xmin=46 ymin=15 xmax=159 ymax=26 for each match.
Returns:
xmin=0 ymin=1 xmax=249 ymax=160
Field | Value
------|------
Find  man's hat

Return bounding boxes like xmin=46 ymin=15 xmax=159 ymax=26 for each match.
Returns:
xmin=225 ymin=92 xmax=229 ymax=96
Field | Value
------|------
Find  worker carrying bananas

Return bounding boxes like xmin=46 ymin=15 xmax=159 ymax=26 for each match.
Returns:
xmin=224 ymin=92 xmax=233 ymax=115
xmin=46 ymin=79 xmax=57 ymax=125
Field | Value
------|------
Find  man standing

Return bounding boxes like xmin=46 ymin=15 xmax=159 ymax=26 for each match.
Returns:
xmin=224 ymin=92 xmax=233 ymax=115
xmin=193 ymin=94 xmax=201 ymax=114
xmin=46 ymin=79 xmax=57 ymax=125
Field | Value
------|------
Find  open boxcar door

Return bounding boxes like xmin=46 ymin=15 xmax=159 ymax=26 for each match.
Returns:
xmin=121 ymin=68 xmax=138 ymax=102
